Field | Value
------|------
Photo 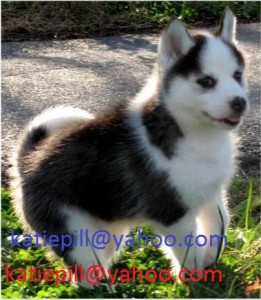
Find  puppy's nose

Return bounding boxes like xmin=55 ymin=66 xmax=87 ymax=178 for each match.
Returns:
xmin=230 ymin=97 xmax=246 ymax=113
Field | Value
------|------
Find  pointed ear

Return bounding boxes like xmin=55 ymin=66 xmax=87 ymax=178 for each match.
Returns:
xmin=216 ymin=7 xmax=236 ymax=43
xmin=158 ymin=18 xmax=195 ymax=71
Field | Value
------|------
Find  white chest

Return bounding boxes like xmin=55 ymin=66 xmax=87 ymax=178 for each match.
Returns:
xmin=148 ymin=133 xmax=235 ymax=209
xmin=171 ymin=135 xmax=234 ymax=208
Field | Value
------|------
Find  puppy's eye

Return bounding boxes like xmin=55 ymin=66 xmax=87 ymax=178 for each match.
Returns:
xmin=196 ymin=76 xmax=216 ymax=88
xmin=233 ymin=71 xmax=242 ymax=83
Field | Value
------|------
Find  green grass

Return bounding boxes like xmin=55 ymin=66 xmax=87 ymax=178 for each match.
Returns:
xmin=1 ymin=176 xmax=260 ymax=298
xmin=2 ymin=1 xmax=260 ymax=42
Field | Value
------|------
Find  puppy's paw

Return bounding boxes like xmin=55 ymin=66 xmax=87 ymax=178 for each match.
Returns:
xmin=202 ymin=245 xmax=222 ymax=268
xmin=172 ymin=244 xmax=204 ymax=276
xmin=202 ymin=234 xmax=226 ymax=268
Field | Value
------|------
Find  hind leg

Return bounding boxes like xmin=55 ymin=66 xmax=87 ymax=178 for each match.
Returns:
xmin=63 ymin=206 xmax=130 ymax=288
xmin=12 ymin=104 xmax=95 ymax=230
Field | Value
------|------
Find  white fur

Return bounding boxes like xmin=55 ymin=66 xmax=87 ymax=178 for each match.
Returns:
xmin=127 ymin=81 xmax=233 ymax=273
xmin=159 ymin=19 xmax=194 ymax=71
xmin=28 ymin=106 xmax=94 ymax=136
xmin=165 ymin=37 xmax=248 ymax=133
xmin=220 ymin=7 xmax=237 ymax=42
xmin=63 ymin=206 xmax=138 ymax=288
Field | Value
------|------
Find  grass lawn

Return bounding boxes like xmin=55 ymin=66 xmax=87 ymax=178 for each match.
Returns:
xmin=1 ymin=175 xmax=260 ymax=298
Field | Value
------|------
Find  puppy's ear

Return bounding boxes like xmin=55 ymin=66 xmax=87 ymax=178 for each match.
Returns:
xmin=216 ymin=7 xmax=236 ymax=43
xmin=158 ymin=18 xmax=194 ymax=71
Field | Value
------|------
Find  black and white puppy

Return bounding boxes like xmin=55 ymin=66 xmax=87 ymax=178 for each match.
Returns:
xmin=10 ymin=8 xmax=248 ymax=287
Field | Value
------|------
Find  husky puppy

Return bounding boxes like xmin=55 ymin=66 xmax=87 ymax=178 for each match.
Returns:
xmin=10 ymin=8 xmax=248 ymax=286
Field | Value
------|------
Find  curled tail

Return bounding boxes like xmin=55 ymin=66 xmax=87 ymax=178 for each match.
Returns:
xmin=18 ymin=106 xmax=94 ymax=158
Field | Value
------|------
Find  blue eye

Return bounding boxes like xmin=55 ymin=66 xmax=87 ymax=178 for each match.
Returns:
xmin=197 ymin=76 xmax=216 ymax=88
xmin=233 ymin=71 xmax=242 ymax=83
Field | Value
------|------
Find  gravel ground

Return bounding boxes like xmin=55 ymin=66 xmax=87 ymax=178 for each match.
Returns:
xmin=2 ymin=23 xmax=260 ymax=182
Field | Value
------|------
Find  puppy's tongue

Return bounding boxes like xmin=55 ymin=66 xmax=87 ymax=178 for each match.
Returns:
xmin=224 ymin=112 xmax=241 ymax=123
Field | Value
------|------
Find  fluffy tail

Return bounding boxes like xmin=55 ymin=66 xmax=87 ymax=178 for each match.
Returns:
xmin=18 ymin=106 xmax=94 ymax=158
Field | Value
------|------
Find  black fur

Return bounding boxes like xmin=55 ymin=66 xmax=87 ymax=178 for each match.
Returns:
xmin=18 ymin=126 xmax=47 ymax=158
xmin=163 ymin=36 xmax=206 ymax=91
xmin=142 ymin=98 xmax=183 ymax=158
xmin=224 ymin=41 xmax=245 ymax=67
xmin=17 ymin=101 xmax=187 ymax=257
xmin=29 ymin=126 xmax=47 ymax=149
xmin=163 ymin=35 xmax=244 ymax=93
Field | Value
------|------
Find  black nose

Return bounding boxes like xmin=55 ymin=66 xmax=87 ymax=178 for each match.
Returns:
xmin=230 ymin=97 xmax=246 ymax=113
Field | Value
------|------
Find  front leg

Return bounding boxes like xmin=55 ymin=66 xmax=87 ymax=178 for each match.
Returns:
xmin=196 ymin=193 xmax=230 ymax=268
xmin=156 ymin=208 xmax=203 ymax=274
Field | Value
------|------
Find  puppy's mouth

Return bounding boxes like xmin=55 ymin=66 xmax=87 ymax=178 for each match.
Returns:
xmin=203 ymin=112 xmax=241 ymax=126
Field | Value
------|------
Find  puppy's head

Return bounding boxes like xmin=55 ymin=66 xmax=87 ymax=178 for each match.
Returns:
xmin=159 ymin=7 xmax=248 ymax=131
